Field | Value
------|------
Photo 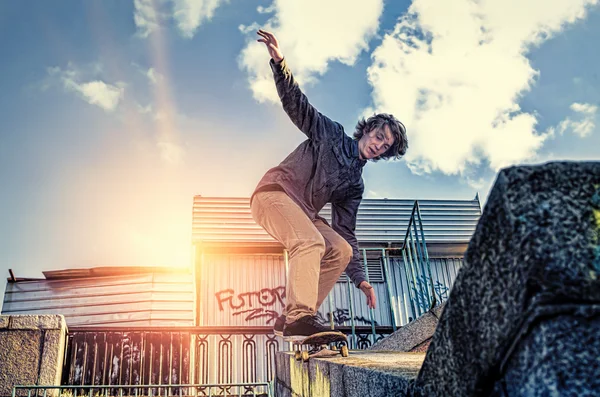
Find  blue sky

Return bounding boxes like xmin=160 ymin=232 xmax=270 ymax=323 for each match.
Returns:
xmin=1 ymin=0 xmax=599 ymax=304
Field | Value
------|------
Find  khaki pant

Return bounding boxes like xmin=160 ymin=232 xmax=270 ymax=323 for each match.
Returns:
xmin=251 ymin=190 xmax=352 ymax=324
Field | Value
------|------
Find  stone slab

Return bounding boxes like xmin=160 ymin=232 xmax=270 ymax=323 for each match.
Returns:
xmin=491 ymin=310 xmax=600 ymax=396
xmin=9 ymin=315 xmax=65 ymax=330
xmin=275 ymin=350 xmax=425 ymax=397
xmin=369 ymin=304 xmax=444 ymax=351
xmin=38 ymin=329 xmax=67 ymax=386
xmin=0 ymin=331 xmax=43 ymax=396
xmin=411 ymin=162 xmax=600 ymax=396
xmin=0 ymin=315 xmax=67 ymax=397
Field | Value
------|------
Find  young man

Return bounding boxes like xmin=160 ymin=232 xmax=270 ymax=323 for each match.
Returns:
xmin=250 ymin=29 xmax=408 ymax=341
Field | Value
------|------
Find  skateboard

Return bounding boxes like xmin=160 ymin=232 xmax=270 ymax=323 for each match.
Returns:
xmin=293 ymin=331 xmax=349 ymax=362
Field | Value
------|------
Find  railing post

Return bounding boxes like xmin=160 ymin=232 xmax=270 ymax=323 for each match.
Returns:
xmin=408 ymin=229 xmax=425 ymax=316
xmin=362 ymin=249 xmax=377 ymax=342
xmin=380 ymin=248 xmax=397 ymax=331
xmin=327 ymin=294 xmax=335 ymax=330
xmin=346 ymin=278 xmax=356 ymax=349
xmin=401 ymin=248 xmax=417 ymax=322
xmin=416 ymin=201 xmax=437 ymax=309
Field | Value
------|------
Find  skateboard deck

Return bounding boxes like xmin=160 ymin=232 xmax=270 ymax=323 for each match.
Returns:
xmin=293 ymin=331 xmax=349 ymax=362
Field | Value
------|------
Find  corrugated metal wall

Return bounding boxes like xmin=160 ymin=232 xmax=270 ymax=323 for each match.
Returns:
xmin=2 ymin=271 xmax=194 ymax=327
xmin=197 ymin=252 xmax=463 ymax=329
xmin=198 ymin=254 xmax=286 ymax=327
xmin=387 ymin=257 xmax=464 ymax=325
xmin=192 ymin=196 xmax=481 ymax=246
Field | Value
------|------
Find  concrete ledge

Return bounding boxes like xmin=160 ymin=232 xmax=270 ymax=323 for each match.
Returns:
xmin=9 ymin=315 xmax=66 ymax=331
xmin=0 ymin=315 xmax=67 ymax=397
xmin=275 ymin=350 xmax=425 ymax=397
xmin=369 ymin=304 xmax=444 ymax=352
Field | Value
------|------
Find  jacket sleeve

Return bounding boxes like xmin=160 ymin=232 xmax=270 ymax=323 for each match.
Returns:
xmin=331 ymin=188 xmax=366 ymax=288
xmin=270 ymin=58 xmax=342 ymax=143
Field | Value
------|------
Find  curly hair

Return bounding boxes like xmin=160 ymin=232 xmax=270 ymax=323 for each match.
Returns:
xmin=353 ymin=113 xmax=408 ymax=161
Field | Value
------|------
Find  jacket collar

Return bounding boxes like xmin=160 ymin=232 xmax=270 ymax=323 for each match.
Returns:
xmin=351 ymin=140 xmax=367 ymax=167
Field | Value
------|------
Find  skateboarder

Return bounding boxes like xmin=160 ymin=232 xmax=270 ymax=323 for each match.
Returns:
xmin=250 ymin=29 xmax=408 ymax=340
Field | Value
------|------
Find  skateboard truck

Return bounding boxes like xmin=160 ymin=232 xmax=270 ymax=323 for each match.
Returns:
xmin=292 ymin=331 xmax=349 ymax=362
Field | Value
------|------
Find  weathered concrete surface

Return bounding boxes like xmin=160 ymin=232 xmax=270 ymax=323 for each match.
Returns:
xmin=370 ymin=304 xmax=444 ymax=352
xmin=410 ymin=162 xmax=600 ymax=396
xmin=0 ymin=315 xmax=67 ymax=397
xmin=275 ymin=350 xmax=425 ymax=397
xmin=491 ymin=308 xmax=600 ymax=396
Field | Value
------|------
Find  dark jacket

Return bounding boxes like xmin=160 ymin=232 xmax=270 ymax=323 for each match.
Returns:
xmin=251 ymin=58 xmax=367 ymax=288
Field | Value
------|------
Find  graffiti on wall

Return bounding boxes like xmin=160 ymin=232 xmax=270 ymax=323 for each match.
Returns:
xmin=215 ymin=286 xmax=378 ymax=326
xmin=215 ymin=286 xmax=286 ymax=323
xmin=316 ymin=308 xmax=378 ymax=326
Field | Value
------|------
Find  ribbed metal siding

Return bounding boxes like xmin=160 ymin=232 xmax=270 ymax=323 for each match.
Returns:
xmin=2 ymin=272 xmax=194 ymax=327
xmin=317 ymin=281 xmax=392 ymax=327
xmin=198 ymin=254 xmax=286 ymax=327
xmin=196 ymin=252 xmax=462 ymax=329
xmin=387 ymin=257 xmax=464 ymax=324
xmin=192 ymin=196 xmax=481 ymax=245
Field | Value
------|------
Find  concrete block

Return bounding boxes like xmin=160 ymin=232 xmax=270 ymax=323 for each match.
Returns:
xmin=492 ymin=311 xmax=600 ymax=395
xmin=411 ymin=162 xmax=600 ymax=396
xmin=0 ymin=315 xmax=67 ymax=397
xmin=9 ymin=315 xmax=65 ymax=330
xmin=0 ymin=331 xmax=43 ymax=396
xmin=38 ymin=329 xmax=67 ymax=386
xmin=369 ymin=307 xmax=441 ymax=352
xmin=0 ymin=316 xmax=8 ymax=329
xmin=275 ymin=350 xmax=425 ymax=396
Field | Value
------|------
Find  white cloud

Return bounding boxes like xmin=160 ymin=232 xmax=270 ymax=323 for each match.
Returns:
xmin=238 ymin=0 xmax=384 ymax=103
xmin=133 ymin=0 xmax=227 ymax=38
xmin=172 ymin=0 xmax=224 ymax=37
xmin=551 ymin=102 xmax=598 ymax=137
xmin=146 ymin=67 xmax=164 ymax=85
xmin=365 ymin=0 xmax=598 ymax=175
xmin=571 ymin=102 xmax=597 ymax=115
xmin=49 ymin=65 xmax=124 ymax=112
xmin=133 ymin=0 xmax=163 ymax=38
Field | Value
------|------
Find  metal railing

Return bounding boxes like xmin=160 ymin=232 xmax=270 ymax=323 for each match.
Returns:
xmin=12 ymin=384 xmax=273 ymax=397
xmin=54 ymin=201 xmax=448 ymax=387
xmin=319 ymin=200 xmax=440 ymax=345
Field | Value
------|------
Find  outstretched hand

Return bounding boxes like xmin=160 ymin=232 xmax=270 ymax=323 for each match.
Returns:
xmin=359 ymin=281 xmax=377 ymax=309
xmin=257 ymin=29 xmax=284 ymax=63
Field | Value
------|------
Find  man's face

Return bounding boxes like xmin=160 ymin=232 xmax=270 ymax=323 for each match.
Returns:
xmin=358 ymin=124 xmax=395 ymax=160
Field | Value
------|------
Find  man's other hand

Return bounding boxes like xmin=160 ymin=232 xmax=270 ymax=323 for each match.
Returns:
xmin=359 ymin=281 xmax=377 ymax=309
xmin=257 ymin=29 xmax=284 ymax=63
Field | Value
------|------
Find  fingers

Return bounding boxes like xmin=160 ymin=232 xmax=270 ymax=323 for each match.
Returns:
xmin=370 ymin=290 xmax=377 ymax=309
xmin=257 ymin=29 xmax=274 ymax=39
xmin=257 ymin=30 xmax=271 ymax=42
xmin=361 ymin=282 xmax=377 ymax=309
xmin=257 ymin=29 xmax=278 ymax=46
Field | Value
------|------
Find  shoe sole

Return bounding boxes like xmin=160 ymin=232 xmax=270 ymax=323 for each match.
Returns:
xmin=274 ymin=330 xmax=283 ymax=337
xmin=282 ymin=335 xmax=308 ymax=343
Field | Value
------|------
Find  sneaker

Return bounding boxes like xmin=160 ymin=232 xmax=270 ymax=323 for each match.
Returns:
xmin=283 ymin=315 xmax=330 ymax=341
xmin=273 ymin=314 xmax=286 ymax=337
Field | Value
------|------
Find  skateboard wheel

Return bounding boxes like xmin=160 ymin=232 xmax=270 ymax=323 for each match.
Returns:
xmin=301 ymin=351 xmax=310 ymax=362
xmin=331 ymin=346 xmax=337 ymax=351
xmin=341 ymin=346 xmax=349 ymax=357
xmin=294 ymin=351 xmax=302 ymax=361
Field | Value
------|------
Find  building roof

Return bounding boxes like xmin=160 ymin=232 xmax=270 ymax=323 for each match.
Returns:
xmin=192 ymin=195 xmax=482 ymax=249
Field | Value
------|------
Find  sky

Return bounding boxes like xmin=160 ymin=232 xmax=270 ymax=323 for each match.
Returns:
xmin=1 ymin=0 xmax=599 ymax=305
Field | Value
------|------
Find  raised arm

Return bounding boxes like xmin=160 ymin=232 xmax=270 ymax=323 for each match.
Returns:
xmin=257 ymin=29 xmax=342 ymax=143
